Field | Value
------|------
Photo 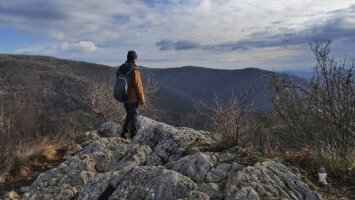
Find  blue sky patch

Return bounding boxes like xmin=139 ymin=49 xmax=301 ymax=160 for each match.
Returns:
xmin=0 ymin=28 xmax=45 ymax=52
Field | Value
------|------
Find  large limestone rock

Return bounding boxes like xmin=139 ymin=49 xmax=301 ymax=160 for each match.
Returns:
xmin=99 ymin=122 xmax=122 ymax=137
xmin=4 ymin=116 xmax=321 ymax=200
xmin=134 ymin=117 xmax=214 ymax=165
xmin=224 ymin=160 xmax=321 ymax=200
xmin=79 ymin=166 xmax=199 ymax=200
xmin=166 ymin=152 xmax=240 ymax=183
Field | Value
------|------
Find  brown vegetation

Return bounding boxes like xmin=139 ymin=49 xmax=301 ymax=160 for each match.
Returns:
xmin=194 ymin=84 xmax=256 ymax=149
xmin=140 ymin=70 xmax=169 ymax=122
xmin=65 ymin=70 xmax=165 ymax=133
xmin=65 ymin=79 xmax=125 ymax=131
xmin=189 ymin=41 xmax=354 ymax=199
xmin=266 ymin=40 xmax=354 ymax=170
xmin=0 ymin=55 xmax=165 ymax=186
xmin=0 ymin=136 xmax=67 ymax=184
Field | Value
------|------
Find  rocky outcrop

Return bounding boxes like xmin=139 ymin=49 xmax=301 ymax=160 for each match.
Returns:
xmin=4 ymin=116 xmax=322 ymax=200
xmin=225 ymin=160 xmax=320 ymax=200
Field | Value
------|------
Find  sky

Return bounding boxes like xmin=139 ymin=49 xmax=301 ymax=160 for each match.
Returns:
xmin=0 ymin=0 xmax=355 ymax=71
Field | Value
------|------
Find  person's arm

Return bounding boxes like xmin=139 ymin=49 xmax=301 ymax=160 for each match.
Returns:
xmin=133 ymin=69 xmax=145 ymax=105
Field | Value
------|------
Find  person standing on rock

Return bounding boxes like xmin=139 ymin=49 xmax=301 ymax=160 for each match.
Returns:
xmin=116 ymin=51 xmax=145 ymax=139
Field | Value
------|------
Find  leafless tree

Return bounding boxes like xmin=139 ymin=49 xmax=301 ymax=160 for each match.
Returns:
xmin=140 ymin=70 xmax=169 ymax=122
xmin=0 ymin=94 xmax=25 ymax=137
xmin=194 ymin=85 xmax=256 ymax=148
xmin=67 ymin=79 xmax=125 ymax=124
xmin=63 ymin=78 xmax=125 ymax=135
xmin=0 ymin=93 xmax=26 ymax=175
xmin=267 ymin=40 xmax=355 ymax=161
xmin=64 ymin=70 xmax=166 ymax=133
xmin=179 ymin=112 xmax=200 ymax=129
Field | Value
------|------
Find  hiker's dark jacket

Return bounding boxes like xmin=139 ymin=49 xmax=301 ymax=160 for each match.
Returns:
xmin=116 ymin=62 xmax=145 ymax=104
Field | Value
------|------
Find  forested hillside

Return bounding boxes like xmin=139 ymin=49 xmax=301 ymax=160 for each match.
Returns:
xmin=0 ymin=54 xmax=279 ymax=137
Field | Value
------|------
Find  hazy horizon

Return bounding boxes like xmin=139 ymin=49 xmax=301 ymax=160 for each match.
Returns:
xmin=0 ymin=0 xmax=354 ymax=71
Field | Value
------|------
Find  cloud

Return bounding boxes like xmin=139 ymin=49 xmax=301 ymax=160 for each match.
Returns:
xmin=155 ymin=40 xmax=174 ymax=50
xmin=156 ymin=40 xmax=200 ymax=50
xmin=57 ymin=41 xmax=97 ymax=53
xmin=156 ymin=6 xmax=355 ymax=52
xmin=47 ymin=30 xmax=65 ymax=41
xmin=175 ymin=40 xmax=201 ymax=50
xmin=1 ymin=0 xmax=355 ymax=70
xmin=0 ymin=2 xmax=66 ymax=21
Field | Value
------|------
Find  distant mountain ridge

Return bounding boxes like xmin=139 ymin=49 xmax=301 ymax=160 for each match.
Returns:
xmin=283 ymin=70 xmax=313 ymax=79
xmin=141 ymin=66 xmax=270 ymax=101
xmin=140 ymin=66 xmax=273 ymax=117
xmin=0 ymin=54 xmax=298 ymax=136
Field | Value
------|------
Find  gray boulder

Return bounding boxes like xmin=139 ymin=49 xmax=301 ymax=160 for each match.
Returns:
xmin=78 ymin=165 xmax=199 ymax=200
xmin=99 ymin=122 xmax=122 ymax=137
xmin=199 ymin=183 xmax=223 ymax=199
xmin=224 ymin=160 xmax=321 ymax=200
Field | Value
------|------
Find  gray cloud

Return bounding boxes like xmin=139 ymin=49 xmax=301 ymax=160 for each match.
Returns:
xmin=157 ymin=4 xmax=355 ymax=52
xmin=216 ymin=16 xmax=355 ymax=51
xmin=156 ymin=40 xmax=200 ymax=50
xmin=328 ymin=3 xmax=355 ymax=15
xmin=156 ymin=40 xmax=174 ymax=50
xmin=0 ymin=1 xmax=66 ymax=21
xmin=174 ymin=40 xmax=200 ymax=50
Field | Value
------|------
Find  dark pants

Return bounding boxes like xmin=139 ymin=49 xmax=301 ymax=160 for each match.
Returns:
xmin=122 ymin=102 xmax=139 ymax=137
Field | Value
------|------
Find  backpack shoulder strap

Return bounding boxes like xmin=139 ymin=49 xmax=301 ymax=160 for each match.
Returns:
xmin=126 ymin=66 xmax=138 ymax=76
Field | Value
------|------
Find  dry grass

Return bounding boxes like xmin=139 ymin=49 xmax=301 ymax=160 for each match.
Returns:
xmin=10 ymin=163 xmax=30 ymax=177
xmin=41 ymin=145 xmax=57 ymax=161
xmin=0 ymin=135 xmax=70 ymax=183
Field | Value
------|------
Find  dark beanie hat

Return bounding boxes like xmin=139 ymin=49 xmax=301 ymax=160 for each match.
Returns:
xmin=127 ymin=51 xmax=137 ymax=61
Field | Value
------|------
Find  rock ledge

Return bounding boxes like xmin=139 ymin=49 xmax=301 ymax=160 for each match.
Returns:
xmin=4 ymin=117 xmax=321 ymax=200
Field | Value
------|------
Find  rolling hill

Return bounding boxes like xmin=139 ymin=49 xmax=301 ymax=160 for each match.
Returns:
xmin=0 ymin=54 xmax=292 ymax=137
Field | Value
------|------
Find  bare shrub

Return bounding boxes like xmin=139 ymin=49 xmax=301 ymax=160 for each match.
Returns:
xmin=266 ymin=40 xmax=355 ymax=166
xmin=0 ymin=94 xmax=25 ymax=137
xmin=0 ymin=93 xmax=26 ymax=176
xmin=179 ymin=112 xmax=201 ymax=129
xmin=64 ymin=70 xmax=165 ymax=135
xmin=194 ymin=86 xmax=256 ymax=148
xmin=67 ymin=79 xmax=125 ymax=127
xmin=140 ymin=70 xmax=169 ymax=122
xmin=246 ymin=109 xmax=280 ymax=151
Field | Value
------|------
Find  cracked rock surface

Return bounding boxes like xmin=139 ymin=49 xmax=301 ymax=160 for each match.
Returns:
xmin=4 ymin=116 xmax=322 ymax=200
